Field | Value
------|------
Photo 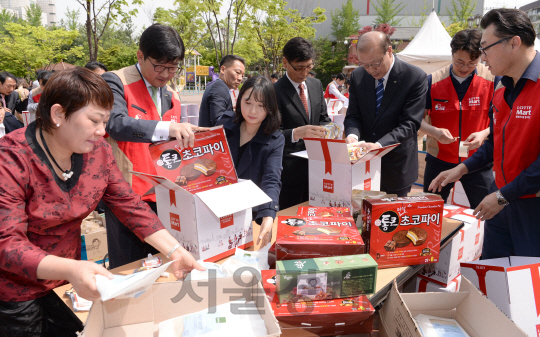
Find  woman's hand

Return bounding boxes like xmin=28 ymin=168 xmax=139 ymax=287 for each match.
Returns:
xmin=169 ymin=246 xmax=206 ymax=279
xmin=257 ymin=216 xmax=274 ymax=248
xmin=65 ymin=260 xmax=113 ymax=301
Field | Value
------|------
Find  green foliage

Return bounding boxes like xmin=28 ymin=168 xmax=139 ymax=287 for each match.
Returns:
xmin=442 ymin=21 xmax=469 ymax=37
xmin=373 ymin=0 xmax=406 ymax=26
xmin=407 ymin=0 xmax=430 ymax=27
xmin=330 ymin=0 xmax=360 ymax=41
xmin=25 ymin=3 xmax=44 ymax=27
xmin=446 ymin=0 xmax=477 ymax=25
xmin=98 ymin=43 xmax=138 ymax=70
xmin=0 ymin=9 xmax=19 ymax=35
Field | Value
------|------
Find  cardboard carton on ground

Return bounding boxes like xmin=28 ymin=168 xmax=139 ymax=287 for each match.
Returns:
xmin=443 ymin=205 xmax=484 ymax=261
xmin=460 ymin=256 xmax=540 ymax=337
xmin=418 ymin=221 xmax=471 ymax=284
xmin=379 ymin=277 xmax=527 ymax=337
xmin=416 ymin=274 xmax=461 ymax=293
xmin=81 ymin=228 xmax=108 ymax=265
xmin=261 ymin=270 xmax=375 ymax=336
xmin=83 ymin=275 xmax=281 ymax=337
xmin=303 ymin=138 xmax=398 ymax=208
xmin=132 ymin=172 xmax=271 ymax=262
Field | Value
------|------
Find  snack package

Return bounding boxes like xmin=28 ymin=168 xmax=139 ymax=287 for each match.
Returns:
xmin=142 ymin=253 xmax=162 ymax=268
xmin=149 ymin=127 xmax=237 ymax=194
xmin=296 ymin=206 xmax=352 ymax=218
xmin=415 ymin=314 xmax=471 ymax=337
xmin=65 ymin=288 xmax=92 ymax=312
xmin=323 ymin=122 xmax=343 ymax=139
xmin=347 ymin=141 xmax=367 ymax=162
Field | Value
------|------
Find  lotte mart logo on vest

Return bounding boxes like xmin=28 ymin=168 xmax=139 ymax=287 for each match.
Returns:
xmin=516 ymin=106 xmax=532 ymax=119
xmin=469 ymin=97 xmax=481 ymax=107
xmin=434 ymin=103 xmax=445 ymax=110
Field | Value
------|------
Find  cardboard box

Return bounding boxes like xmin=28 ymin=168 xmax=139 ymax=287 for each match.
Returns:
xmin=460 ymin=256 xmax=540 ymax=336
xmin=416 ymin=274 xmax=461 ymax=293
xmin=148 ymin=127 xmax=237 ymax=194
xmin=304 ymin=138 xmax=398 ymax=208
xmin=275 ymin=216 xmax=365 ymax=261
xmin=83 ymin=276 xmax=281 ymax=337
xmin=132 ymin=172 xmax=271 ymax=261
xmin=276 ymin=254 xmax=377 ymax=303
xmin=418 ymin=221 xmax=472 ymax=284
xmin=296 ymin=206 xmax=352 ymax=218
xmin=261 ymin=270 xmax=375 ymax=336
xmin=443 ymin=205 xmax=484 ymax=260
xmin=362 ymin=195 xmax=443 ymax=269
xmin=379 ymin=277 xmax=527 ymax=337
xmin=81 ymin=228 xmax=108 ymax=265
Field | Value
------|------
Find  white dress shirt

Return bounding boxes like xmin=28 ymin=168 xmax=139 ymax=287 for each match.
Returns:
xmin=0 ymin=123 xmax=5 ymax=138
xmin=287 ymin=72 xmax=311 ymax=143
xmin=328 ymin=81 xmax=349 ymax=108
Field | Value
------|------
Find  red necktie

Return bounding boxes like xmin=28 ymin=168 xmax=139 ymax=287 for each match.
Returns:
xmin=298 ymin=84 xmax=309 ymax=117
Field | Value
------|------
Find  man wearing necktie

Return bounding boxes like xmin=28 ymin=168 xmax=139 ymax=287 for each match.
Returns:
xmin=103 ymin=24 xmax=208 ymax=268
xmin=344 ymin=31 xmax=428 ymax=197
xmin=274 ymin=37 xmax=331 ymax=210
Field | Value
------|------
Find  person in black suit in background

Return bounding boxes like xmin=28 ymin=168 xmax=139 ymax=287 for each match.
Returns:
xmin=344 ymin=31 xmax=428 ymax=197
xmin=274 ymin=37 xmax=331 ymax=210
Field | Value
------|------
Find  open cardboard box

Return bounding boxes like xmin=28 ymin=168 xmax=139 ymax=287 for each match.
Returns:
xmin=379 ymin=276 xmax=527 ymax=337
xmin=83 ymin=275 xmax=281 ymax=337
xmin=303 ymin=138 xmax=398 ymax=208
xmin=132 ymin=172 xmax=271 ymax=262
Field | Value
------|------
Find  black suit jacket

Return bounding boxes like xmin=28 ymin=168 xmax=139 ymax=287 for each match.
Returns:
xmin=4 ymin=92 xmax=26 ymax=114
xmin=344 ymin=56 xmax=428 ymax=190
xmin=274 ymin=75 xmax=331 ymax=184
xmin=198 ymin=79 xmax=233 ymax=127
xmin=4 ymin=111 xmax=23 ymax=134
xmin=217 ymin=111 xmax=284 ymax=221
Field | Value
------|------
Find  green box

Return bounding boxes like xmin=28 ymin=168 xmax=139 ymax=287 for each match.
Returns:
xmin=276 ymin=254 xmax=378 ymax=303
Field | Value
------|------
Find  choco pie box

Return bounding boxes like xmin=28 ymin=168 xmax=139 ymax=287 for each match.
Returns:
xmin=261 ymin=270 xmax=375 ymax=336
xmin=362 ymin=195 xmax=443 ymax=269
xmin=132 ymin=127 xmax=272 ymax=262
xmin=275 ymin=216 xmax=365 ymax=261
xmin=296 ymin=206 xmax=352 ymax=218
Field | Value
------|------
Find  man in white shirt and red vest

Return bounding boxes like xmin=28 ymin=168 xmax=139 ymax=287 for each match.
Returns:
xmin=103 ymin=24 xmax=206 ymax=268
xmin=430 ymin=9 xmax=540 ymax=258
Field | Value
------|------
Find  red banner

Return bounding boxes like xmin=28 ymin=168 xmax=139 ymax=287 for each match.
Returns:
xmin=418 ymin=279 xmax=428 ymax=292
xmin=169 ymin=189 xmax=176 ymax=207
xmin=365 ymin=160 xmax=370 ymax=174
xmin=321 ymin=140 xmax=332 ymax=174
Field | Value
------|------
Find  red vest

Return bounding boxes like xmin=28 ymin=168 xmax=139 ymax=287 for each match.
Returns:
xmin=427 ymin=64 xmax=493 ymax=163
xmin=108 ymin=65 xmax=182 ymax=202
xmin=324 ymin=82 xmax=337 ymax=99
xmin=492 ymin=79 xmax=540 ymax=198
xmin=31 ymin=87 xmax=42 ymax=103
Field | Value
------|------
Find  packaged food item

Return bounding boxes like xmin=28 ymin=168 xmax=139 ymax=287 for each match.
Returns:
xmin=65 ymin=288 xmax=92 ymax=312
xmin=275 ymin=216 xmax=365 ymax=261
xmin=296 ymin=206 xmax=352 ymax=218
xmin=142 ymin=253 xmax=162 ymax=268
xmin=276 ymin=254 xmax=377 ymax=303
xmin=322 ymin=122 xmax=343 ymax=139
xmin=415 ymin=314 xmax=471 ymax=337
xmin=347 ymin=141 xmax=367 ymax=162
xmin=362 ymin=195 xmax=443 ymax=269
xmin=149 ymin=127 xmax=237 ymax=194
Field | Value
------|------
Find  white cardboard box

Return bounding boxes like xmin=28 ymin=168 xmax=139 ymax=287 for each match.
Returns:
xmin=443 ymin=205 xmax=485 ymax=261
xmin=132 ymin=172 xmax=271 ymax=262
xmin=83 ymin=276 xmax=281 ymax=337
xmin=379 ymin=277 xmax=527 ymax=337
xmin=304 ymin=138 xmax=397 ymax=207
xmin=461 ymin=256 xmax=540 ymax=337
xmin=416 ymin=274 xmax=461 ymax=293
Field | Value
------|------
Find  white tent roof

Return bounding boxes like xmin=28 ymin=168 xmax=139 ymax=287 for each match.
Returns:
xmin=396 ymin=10 xmax=452 ymax=74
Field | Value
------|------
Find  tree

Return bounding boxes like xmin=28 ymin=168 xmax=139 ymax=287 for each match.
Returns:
xmin=76 ymin=0 xmax=143 ymax=62
xmin=347 ymin=24 xmax=396 ymax=65
xmin=407 ymin=0 xmax=430 ymax=27
xmin=373 ymin=0 xmax=405 ymax=26
xmin=446 ymin=0 xmax=476 ymax=25
xmin=0 ymin=9 xmax=19 ymax=35
xmin=331 ymin=0 xmax=361 ymax=42
xmin=25 ymin=3 xmax=44 ymax=27
xmin=58 ymin=7 xmax=81 ymax=32
xmin=443 ymin=22 xmax=468 ymax=37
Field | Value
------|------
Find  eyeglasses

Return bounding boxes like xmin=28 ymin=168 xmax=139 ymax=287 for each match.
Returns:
xmin=453 ymin=60 xmax=479 ymax=69
xmin=147 ymin=58 xmax=184 ymax=74
xmin=288 ymin=60 xmax=316 ymax=72
xmin=358 ymin=53 xmax=387 ymax=69
xmin=479 ymin=37 xmax=512 ymax=56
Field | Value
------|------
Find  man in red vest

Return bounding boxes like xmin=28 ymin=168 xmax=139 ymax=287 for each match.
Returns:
xmin=421 ymin=29 xmax=499 ymax=208
xmin=103 ymin=24 xmax=207 ymax=268
xmin=430 ymin=9 xmax=540 ymax=258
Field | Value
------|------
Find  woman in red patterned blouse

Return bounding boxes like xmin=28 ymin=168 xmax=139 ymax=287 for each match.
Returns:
xmin=0 ymin=68 xmax=204 ymax=337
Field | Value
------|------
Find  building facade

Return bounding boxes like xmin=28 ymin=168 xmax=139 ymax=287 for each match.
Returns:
xmin=520 ymin=1 xmax=540 ymax=34
xmin=0 ymin=0 xmax=56 ymax=26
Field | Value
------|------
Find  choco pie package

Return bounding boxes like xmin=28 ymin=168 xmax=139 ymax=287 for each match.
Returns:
xmin=362 ymin=195 xmax=443 ymax=269
xmin=296 ymin=206 xmax=352 ymax=218
xmin=148 ymin=126 xmax=237 ymax=194
xmin=275 ymin=215 xmax=365 ymax=261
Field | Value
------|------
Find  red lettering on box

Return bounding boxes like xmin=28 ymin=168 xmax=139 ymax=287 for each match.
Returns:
xmin=536 ymin=324 xmax=540 ymax=337
xmin=475 ymin=233 xmax=480 ymax=245
xmin=323 ymin=179 xmax=334 ymax=193
xmin=364 ymin=178 xmax=372 ymax=191
xmin=170 ymin=213 xmax=180 ymax=232
xmin=458 ymin=247 xmax=464 ymax=260
xmin=220 ymin=214 xmax=234 ymax=229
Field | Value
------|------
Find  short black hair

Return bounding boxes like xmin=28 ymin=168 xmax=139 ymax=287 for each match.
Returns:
xmin=451 ymin=29 xmax=482 ymax=60
xmin=308 ymin=71 xmax=316 ymax=77
xmin=41 ymin=71 xmax=52 ymax=86
xmin=234 ymin=76 xmax=281 ymax=135
xmin=331 ymin=74 xmax=337 ymax=79
xmin=283 ymin=37 xmax=315 ymax=63
xmin=270 ymin=73 xmax=279 ymax=79
xmin=139 ymin=23 xmax=185 ymax=63
xmin=0 ymin=71 xmax=16 ymax=85
xmin=219 ymin=55 xmax=246 ymax=68
xmin=36 ymin=69 xmax=46 ymax=80
xmin=336 ymin=73 xmax=346 ymax=81
xmin=481 ymin=9 xmax=536 ymax=47
xmin=84 ymin=61 xmax=108 ymax=72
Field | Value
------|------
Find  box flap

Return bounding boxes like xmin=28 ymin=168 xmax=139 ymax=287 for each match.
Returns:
xmin=130 ymin=171 xmax=182 ymax=191
xmin=509 ymin=256 xmax=540 ymax=268
xmin=195 ymin=180 xmax=272 ymax=218
xmin=354 ymin=143 xmax=399 ymax=164
xmin=304 ymin=138 xmax=350 ymax=164
xmin=461 ymin=257 xmax=510 ymax=269
xmin=291 ymin=150 xmax=308 ymax=159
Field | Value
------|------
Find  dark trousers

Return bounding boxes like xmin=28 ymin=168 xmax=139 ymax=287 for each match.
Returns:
xmin=105 ymin=201 xmax=159 ymax=269
xmin=279 ymin=182 xmax=309 ymax=211
xmin=380 ymin=183 xmax=412 ymax=197
xmin=482 ymin=197 xmax=540 ymax=259
xmin=0 ymin=291 xmax=84 ymax=337
xmin=423 ymin=156 xmax=495 ymax=209
xmin=279 ymin=155 xmax=309 ymax=210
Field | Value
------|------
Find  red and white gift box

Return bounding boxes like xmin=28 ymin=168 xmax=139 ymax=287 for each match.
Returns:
xmin=22 ymin=110 xmax=35 ymax=127
xmin=303 ymin=138 xmax=397 ymax=208
xmin=416 ymin=274 xmax=462 ymax=293
xmin=443 ymin=205 xmax=484 ymax=261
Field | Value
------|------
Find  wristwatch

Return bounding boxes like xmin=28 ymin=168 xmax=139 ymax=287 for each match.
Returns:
xmin=496 ymin=190 xmax=509 ymax=207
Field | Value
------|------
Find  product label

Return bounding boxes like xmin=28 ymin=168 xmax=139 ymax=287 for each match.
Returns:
xmin=170 ymin=212 xmax=180 ymax=232
xmin=323 ymin=179 xmax=334 ymax=193
xmin=220 ymin=214 xmax=234 ymax=229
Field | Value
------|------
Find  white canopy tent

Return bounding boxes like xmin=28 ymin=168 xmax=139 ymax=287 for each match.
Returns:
xmin=397 ymin=10 xmax=452 ymax=74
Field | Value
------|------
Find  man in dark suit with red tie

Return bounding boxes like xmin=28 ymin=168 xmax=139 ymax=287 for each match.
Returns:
xmin=274 ymin=37 xmax=331 ymax=210
xmin=344 ymin=31 xmax=428 ymax=197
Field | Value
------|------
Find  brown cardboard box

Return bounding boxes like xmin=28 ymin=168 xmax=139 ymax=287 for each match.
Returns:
xmin=379 ymin=276 xmax=527 ymax=337
xmin=83 ymin=276 xmax=281 ymax=336
xmin=81 ymin=228 xmax=108 ymax=265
